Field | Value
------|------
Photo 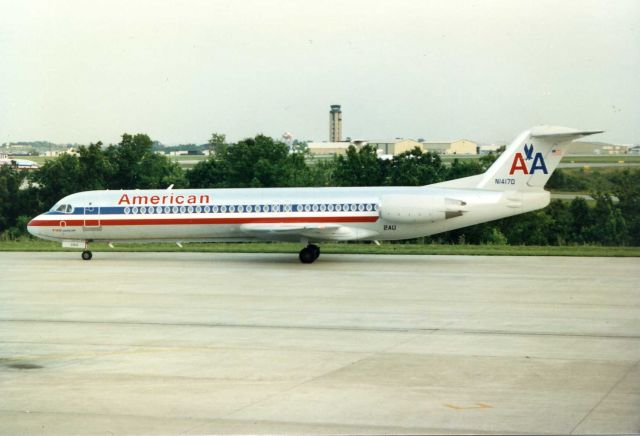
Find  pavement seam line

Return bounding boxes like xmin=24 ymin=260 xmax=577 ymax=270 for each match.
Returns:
xmin=181 ymin=329 xmax=434 ymax=434
xmin=3 ymin=319 xmax=639 ymax=339
xmin=569 ymin=359 xmax=639 ymax=434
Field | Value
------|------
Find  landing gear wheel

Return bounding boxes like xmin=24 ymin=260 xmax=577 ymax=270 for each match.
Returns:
xmin=308 ymin=244 xmax=320 ymax=260
xmin=299 ymin=247 xmax=315 ymax=264
xmin=299 ymin=244 xmax=320 ymax=264
xmin=81 ymin=250 xmax=93 ymax=261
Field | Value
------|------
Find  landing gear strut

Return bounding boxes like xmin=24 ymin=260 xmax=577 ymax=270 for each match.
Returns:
xmin=81 ymin=250 xmax=92 ymax=261
xmin=299 ymin=244 xmax=320 ymax=264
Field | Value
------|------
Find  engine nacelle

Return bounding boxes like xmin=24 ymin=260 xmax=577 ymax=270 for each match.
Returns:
xmin=379 ymin=195 xmax=466 ymax=224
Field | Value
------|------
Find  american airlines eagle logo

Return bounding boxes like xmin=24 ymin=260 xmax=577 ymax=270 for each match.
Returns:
xmin=509 ymin=143 xmax=548 ymax=175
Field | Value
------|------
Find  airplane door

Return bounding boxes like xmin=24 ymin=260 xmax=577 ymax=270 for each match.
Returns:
xmin=83 ymin=204 xmax=101 ymax=228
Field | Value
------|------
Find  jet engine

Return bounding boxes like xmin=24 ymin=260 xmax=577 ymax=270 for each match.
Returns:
xmin=379 ymin=195 xmax=466 ymax=224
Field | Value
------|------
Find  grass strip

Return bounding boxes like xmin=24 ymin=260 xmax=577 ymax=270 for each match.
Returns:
xmin=0 ymin=240 xmax=638 ymax=257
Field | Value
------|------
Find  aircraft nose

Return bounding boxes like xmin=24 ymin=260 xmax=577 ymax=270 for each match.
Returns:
xmin=27 ymin=217 xmax=41 ymax=237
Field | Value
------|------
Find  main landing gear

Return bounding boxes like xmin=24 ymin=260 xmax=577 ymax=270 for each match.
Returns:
xmin=299 ymin=244 xmax=320 ymax=264
xmin=81 ymin=250 xmax=93 ymax=261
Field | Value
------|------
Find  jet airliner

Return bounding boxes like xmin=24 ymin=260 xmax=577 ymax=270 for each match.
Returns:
xmin=27 ymin=126 xmax=601 ymax=263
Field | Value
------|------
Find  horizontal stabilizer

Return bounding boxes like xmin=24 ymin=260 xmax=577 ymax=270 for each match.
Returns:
xmin=530 ymin=126 xmax=603 ymax=142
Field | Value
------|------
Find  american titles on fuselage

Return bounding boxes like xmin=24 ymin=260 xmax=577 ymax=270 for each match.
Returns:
xmin=118 ymin=193 xmax=210 ymax=205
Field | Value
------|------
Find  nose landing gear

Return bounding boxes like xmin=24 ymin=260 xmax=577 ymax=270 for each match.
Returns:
xmin=81 ymin=250 xmax=93 ymax=261
xmin=299 ymin=244 xmax=320 ymax=264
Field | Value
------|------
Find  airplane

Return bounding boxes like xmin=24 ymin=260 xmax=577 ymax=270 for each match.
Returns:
xmin=27 ymin=126 xmax=601 ymax=263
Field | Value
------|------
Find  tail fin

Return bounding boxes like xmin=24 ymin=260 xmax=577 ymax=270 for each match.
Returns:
xmin=477 ymin=126 xmax=602 ymax=190
xmin=434 ymin=126 xmax=602 ymax=191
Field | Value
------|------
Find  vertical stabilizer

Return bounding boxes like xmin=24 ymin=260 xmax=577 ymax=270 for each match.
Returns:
xmin=475 ymin=126 xmax=602 ymax=191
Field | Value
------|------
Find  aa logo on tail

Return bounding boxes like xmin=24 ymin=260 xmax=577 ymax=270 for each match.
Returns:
xmin=509 ymin=143 xmax=548 ymax=175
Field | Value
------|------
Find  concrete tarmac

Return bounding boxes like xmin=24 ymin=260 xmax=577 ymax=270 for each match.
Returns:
xmin=0 ymin=251 xmax=638 ymax=434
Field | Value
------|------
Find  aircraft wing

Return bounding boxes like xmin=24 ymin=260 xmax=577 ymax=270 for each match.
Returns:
xmin=239 ymin=223 xmax=354 ymax=240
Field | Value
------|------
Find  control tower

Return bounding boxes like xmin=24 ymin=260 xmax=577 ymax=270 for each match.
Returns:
xmin=329 ymin=105 xmax=342 ymax=142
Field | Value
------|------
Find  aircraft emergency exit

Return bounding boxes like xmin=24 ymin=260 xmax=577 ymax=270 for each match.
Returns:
xmin=27 ymin=126 xmax=601 ymax=263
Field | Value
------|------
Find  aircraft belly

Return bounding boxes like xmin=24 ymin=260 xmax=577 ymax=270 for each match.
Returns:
xmin=74 ymin=221 xmax=383 ymax=242
xmin=87 ymin=223 xmax=244 ymax=241
xmin=55 ymin=208 xmax=512 ymax=242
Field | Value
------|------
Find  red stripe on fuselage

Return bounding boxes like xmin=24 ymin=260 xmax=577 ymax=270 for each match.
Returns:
xmin=28 ymin=216 xmax=379 ymax=227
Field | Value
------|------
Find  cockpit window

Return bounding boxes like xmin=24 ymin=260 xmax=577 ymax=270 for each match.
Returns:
xmin=53 ymin=204 xmax=73 ymax=213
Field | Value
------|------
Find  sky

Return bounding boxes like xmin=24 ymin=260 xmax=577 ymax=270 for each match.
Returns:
xmin=1 ymin=0 xmax=639 ymax=145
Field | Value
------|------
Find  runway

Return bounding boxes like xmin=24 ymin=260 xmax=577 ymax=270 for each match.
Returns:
xmin=0 ymin=252 xmax=638 ymax=434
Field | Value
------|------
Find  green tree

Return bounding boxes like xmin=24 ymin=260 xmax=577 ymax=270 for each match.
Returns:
xmin=445 ymin=158 xmax=484 ymax=180
xmin=31 ymin=153 xmax=83 ymax=209
xmin=224 ymin=135 xmax=299 ymax=187
xmin=77 ymin=142 xmax=114 ymax=190
xmin=584 ymin=194 xmax=629 ymax=245
xmin=137 ymin=152 xmax=186 ymax=189
xmin=333 ymin=145 xmax=388 ymax=186
xmin=33 ymin=142 xmax=117 ymax=207
xmin=188 ymin=135 xmax=311 ymax=188
xmin=186 ymin=157 xmax=225 ymax=188
xmin=306 ymin=157 xmax=337 ymax=187
xmin=441 ymin=222 xmax=498 ymax=245
xmin=546 ymin=168 xmax=566 ymax=190
xmin=568 ymin=197 xmax=593 ymax=243
xmin=479 ymin=151 xmax=499 ymax=170
xmin=32 ymin=135 xmax=185 ymax=210
xmin=208 ymin=132 xmax=227 ymax=155
xmin=501 ymin=209 xmax=554 ymax=245
xmin=0 ymin=166 xmax=39 ymax=237
xmin=105 ymin=134 xmax=185 ymax=189
xmin=544 ymin=200 xmax=573 ymax=245
xmin=0 ymin=166 xmax=27 ymax=231
xmin=610 ymin=169 xmax=640 ymax=245
xmin=442 ymin=152 xmax=497 ymax=182
xmin=387 ymin=148 xmax=445 ymax=186
xmin=486 ymin=227 xmax=508 ymax=245
xmin=105 ymin=134 xmax=151 ymax=188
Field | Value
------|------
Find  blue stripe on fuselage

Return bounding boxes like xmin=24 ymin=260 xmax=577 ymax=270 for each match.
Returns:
xmin=45 ymin=203 xmax=380 ymax=216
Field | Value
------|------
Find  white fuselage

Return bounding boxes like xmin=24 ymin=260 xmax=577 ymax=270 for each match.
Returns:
xmin=27 ymin=186 xmax=550 ymax=243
